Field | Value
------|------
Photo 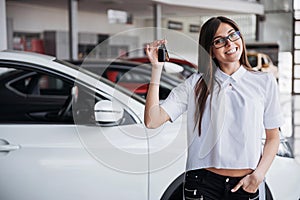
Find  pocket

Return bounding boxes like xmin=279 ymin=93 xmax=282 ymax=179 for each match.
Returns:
xmin=184 ymin=181 xmax=205 ymax=200
xmin=231 ymin=188 xmax=259 ymax=200
xmin=249 ymin=194 xmax=259 ymax=200
xmin=243 ymin=188 xmax=259 ymax=199
xmin=248 ymin=190 xmax=259 ymax=200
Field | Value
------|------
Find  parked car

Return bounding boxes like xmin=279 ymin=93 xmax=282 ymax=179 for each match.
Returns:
xmin=247 ymin=52 xmax=279 ymax=80
xmin=69 ymin=59 xmax=182 ymax=100
xmin=0 ymin=51 xmax=299 ymax=200
xmin=127 ymin=56 xmax=198 ymax=79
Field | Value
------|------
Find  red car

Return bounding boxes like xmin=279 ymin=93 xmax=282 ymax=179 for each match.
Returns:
xmin=127 ymin=56 xmax=198 ymax=79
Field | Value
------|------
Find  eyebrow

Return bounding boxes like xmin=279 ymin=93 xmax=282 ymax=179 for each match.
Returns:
xmin=213 ymin=28 xmax=235 ymax=40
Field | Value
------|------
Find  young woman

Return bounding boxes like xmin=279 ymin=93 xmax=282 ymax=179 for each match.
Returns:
xmin=144 ymin=16 xmax=284 ymax=200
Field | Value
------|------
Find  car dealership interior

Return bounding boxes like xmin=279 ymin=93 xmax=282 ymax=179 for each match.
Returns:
xmin=1 ymin=0 xmax=300 ymax=199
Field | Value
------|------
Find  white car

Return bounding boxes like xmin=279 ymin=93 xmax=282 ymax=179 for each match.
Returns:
xmin=0 ymin=51 xmax=299 ymax=200
xmin=247 ymin=52 xmax=279 ymax=80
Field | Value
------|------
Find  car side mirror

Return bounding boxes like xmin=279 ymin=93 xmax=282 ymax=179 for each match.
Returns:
xmin=163 ymin=62 xmax=184 ymax=74
xmin=94 ymin=100 xmax=124 ymax=126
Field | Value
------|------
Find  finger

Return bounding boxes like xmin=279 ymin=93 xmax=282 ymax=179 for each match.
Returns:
xmin=231 ymin=181 xmax=243 ymax=192
xmin=242 ymin=185 xmax=258 ymax=194
xmin=145 ymin=44 xmax=151 ymax=56
xmin=150 ymin=39 xmax=165 ymax=48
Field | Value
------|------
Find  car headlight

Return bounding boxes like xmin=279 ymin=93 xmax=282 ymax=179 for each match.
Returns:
xmin=262 ymin=138 xmax=294 ymax=158
xmin=277 ymin=138 xmax=294 ymax=158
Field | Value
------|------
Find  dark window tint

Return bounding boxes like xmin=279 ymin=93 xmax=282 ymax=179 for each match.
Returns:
xmin=0 ymin=65 xmax=137 ymax=126
xmin=247 ymin=55 xmax=258 ymax=68
xmin=0 ymin=67 xmax=73 ymax=123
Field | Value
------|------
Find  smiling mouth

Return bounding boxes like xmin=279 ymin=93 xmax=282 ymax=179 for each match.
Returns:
xmin=225 ymin=48 xmax=237 ymax=54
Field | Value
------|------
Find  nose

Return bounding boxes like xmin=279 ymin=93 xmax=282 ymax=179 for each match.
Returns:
xmin=224 ymin=38 xmax=233 ymax=47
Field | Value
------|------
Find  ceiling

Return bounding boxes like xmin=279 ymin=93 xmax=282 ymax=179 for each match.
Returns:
xmin=7 ymin=0 xmax=263 ymax=18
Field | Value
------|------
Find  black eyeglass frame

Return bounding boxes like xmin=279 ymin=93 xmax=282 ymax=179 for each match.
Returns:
xmin=211 ymin=31 xmax=241 ymax=49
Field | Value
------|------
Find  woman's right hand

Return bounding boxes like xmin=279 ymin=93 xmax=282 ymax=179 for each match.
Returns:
xmin=144 ymin=39 xmax=171 ymax=129
xmin=145 ymin=39 xmax=168 ymax=69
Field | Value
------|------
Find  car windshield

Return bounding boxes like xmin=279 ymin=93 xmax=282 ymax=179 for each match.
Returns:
xmin=68 ymin=60 xmax=183 ymax=101
xmin=55 ymin=59 xmax=146 ymax=104
xmin=247 ymin=55 xmax=258 ymax=68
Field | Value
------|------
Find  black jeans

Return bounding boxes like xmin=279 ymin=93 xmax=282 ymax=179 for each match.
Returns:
xmin=184 ymin=169 xmax=259 ymax=200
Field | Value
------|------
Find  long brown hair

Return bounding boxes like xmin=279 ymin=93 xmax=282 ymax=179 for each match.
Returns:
xmin=194 ymin=16 xmax=252 ymax=136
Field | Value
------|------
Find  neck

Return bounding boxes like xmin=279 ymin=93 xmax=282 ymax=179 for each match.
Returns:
xmin=219 ymin=63 xmax=240 ymax=75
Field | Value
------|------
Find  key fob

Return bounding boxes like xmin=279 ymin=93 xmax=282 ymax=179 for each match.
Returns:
xmin=158 ymin=44 xmax=169 ymax=62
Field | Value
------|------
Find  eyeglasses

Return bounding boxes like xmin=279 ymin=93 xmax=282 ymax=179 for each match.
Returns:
xmin=212 ymin=31 xmax=241 ymax=49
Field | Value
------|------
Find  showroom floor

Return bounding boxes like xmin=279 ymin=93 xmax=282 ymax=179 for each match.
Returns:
xmin=280 ymin=93 xmax=300 ymax=163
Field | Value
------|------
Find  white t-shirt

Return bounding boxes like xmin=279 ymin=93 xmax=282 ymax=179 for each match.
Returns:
xmin=160 ymin=66 xmax=284 ymax=171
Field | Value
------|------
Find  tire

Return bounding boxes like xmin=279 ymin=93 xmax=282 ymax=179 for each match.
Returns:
xmin=265 ymin=182 xmax=274 ymax=200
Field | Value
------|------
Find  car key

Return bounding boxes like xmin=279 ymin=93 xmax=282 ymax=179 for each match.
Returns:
xmin=158 ymin=43 xmax=169 ymax=62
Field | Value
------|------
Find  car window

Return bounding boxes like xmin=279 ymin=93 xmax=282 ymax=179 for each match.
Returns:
xmin=9 ymin=71 xmax=72 ymax=96
xmin=72 ymin=84 xmax=137 ymax=126
xmin=247 ymin=55 xmax=257 ymax=68
xmin=0 ymin=66 xmax=73 ymax=123
xmin=103 ymin=68 xmax=174 ymax=100
xmin=0 ymin=64 xmax=137 ymax=126
xmin=261 ymin=57 xmax=266 ymax=65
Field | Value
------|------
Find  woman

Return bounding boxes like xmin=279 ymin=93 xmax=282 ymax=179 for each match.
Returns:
xmin=144 ymin=16 xmax=284 ymax=200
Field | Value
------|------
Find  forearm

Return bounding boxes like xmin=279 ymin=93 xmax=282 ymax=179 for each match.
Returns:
xmin=144 ymin=66 xmax=168 ymax=128
xmin=231 ymin=128 xmax=280 ymax=193
xmin=254 ymin=128 xmax=280 ymax=180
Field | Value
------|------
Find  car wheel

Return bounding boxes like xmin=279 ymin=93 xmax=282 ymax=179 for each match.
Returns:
xmin=265 ymin=182 xmax=273 ymax=200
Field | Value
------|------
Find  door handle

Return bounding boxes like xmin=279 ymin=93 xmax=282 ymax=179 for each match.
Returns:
xmin=0 ymin=144 xmax=20 ymax=152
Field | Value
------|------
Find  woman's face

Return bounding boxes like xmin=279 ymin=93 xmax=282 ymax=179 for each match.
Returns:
xmin=211 ymin=22 xmax=243 ymax=67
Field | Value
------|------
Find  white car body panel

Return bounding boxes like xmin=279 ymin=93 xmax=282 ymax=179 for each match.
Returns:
xmin=0 ymin=51 xmax=149 ymax=200
xmin=266 ymin=156 xmax=300 ymax=199
xmin=0 ymin=125 xmax=148 ymax=200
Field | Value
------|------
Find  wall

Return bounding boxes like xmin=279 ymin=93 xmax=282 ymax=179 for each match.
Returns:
xmin=5 ymin=1 xmax=265 ymax=65
xmin=5 ymin=1 xmax=202 ymax=63
xmin=6 ymin=2 xmax=137 ymax=34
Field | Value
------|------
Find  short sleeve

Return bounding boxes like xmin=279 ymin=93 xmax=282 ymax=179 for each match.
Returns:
xmin=263 ymin=73 xmax=284 ymax=129
xmin=160 ymin=73 xmax=198 ymax=122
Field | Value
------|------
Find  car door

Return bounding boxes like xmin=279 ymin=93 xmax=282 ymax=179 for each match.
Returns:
xmin=0 ymin=61 xmax=148 ymax=200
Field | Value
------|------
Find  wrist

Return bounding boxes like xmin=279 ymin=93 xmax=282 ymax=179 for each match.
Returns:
xmin=151 ymin=68 xmax=162 ymax=84
xmin=252 ymin=170 xmax=265 ymax=183
xmin=149 ymin=82 xmax=160 ymax=86
xmin=152 ymin=63 xmax=164 ymax=70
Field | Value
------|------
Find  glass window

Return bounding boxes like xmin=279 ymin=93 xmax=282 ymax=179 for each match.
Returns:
xmin=0 ymin=66 xmax=73 ymax=123
xmin=294 ymin=79 xmax=300 ymax=93
xmin=295 ymin=36 xmax=300 ymax=49
xmin=72 ymin=85 xmax=136 ymax=126
xmin=264 ymin=13 xmax=292 ymax=51
xmin=294 ymin=65 xmax=300 ymax=78
xmin=295 ymin=0 xmax=300 ymax=10
xmin=247 ymin=55 xmax=258 ymax=68
xmin=9 ymin=71 xmax=72 ymax=96
xmin=265 ymin=0 xmax=292 ymax=11
xmin=295 ymin=21 xmax=300 ymax=34
xmin=295 ymin=11 xmax=300 ymax=19
xmin=294 ymin=50 xmax=300 ymax=63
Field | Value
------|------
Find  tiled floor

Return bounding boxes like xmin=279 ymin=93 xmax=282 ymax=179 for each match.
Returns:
xmin=280 ymin=93 xmax=300 ymax=163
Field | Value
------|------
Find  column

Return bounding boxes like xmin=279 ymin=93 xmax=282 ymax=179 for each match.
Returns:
xmin=69 ymin=0 xmax=78 ymax=60
xmin=0 ymin=0 xmax=7 ymax=50
xmin=153 ymin=4 xmax=162 ymax=40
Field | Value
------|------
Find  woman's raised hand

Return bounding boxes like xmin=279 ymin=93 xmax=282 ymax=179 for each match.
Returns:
xmin=145 ymin=39 xmax=167 ymax=68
